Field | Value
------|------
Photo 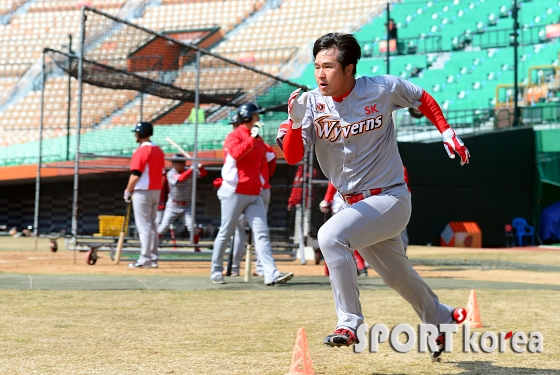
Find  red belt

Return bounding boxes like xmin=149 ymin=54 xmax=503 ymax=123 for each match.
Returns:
xmin=341 ymin=188 xmax=382 ymax=205
xmin=173 ymin=200 xmax=188 ymax=206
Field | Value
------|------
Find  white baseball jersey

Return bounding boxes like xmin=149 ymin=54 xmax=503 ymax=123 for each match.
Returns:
xmin=167 ymin=167 xmax=201 ymax=202
xmin=277 ymin=75 xmax=423 ymax=195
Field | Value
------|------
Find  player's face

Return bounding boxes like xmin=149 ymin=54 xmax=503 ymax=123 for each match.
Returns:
xmin=173 ymin=162 xmax=185 ymax=172
xmin=314 ymin=47 xmax=355 ymax=97
xmin=243 ymin=113 xmax=260 ymax=131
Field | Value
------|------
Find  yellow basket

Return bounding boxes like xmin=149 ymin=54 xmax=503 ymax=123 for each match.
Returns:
xmin=98 ymin=215 xmax=124 ymax=237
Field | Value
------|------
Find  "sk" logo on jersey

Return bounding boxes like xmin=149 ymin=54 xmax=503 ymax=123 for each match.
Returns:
xmin=365 ymin=104 xmax=378 ymax=115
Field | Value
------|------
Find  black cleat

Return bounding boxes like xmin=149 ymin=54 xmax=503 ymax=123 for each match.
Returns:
xmin=430 ymin=307 xmax=467 ymax=362
xmin=431 ymin=334 xmax=446 ymax=362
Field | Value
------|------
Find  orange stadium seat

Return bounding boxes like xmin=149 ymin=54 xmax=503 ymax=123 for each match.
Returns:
xmin=1 ymin=0 xmax=382 ymax=150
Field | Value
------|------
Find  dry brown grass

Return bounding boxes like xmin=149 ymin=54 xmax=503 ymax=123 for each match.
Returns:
xmin=0 ymin=289 xmax=558 ymax=375
xmin=1 ymin=238 xmax=560 ymax=374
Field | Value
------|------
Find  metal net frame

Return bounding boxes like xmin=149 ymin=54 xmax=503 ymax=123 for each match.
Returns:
xmin=33 ymin=6 xmax=330 ymax=263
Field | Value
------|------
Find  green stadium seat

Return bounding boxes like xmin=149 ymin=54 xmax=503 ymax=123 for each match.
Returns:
xmin=488 ymin=13 xmax=497 ymax=26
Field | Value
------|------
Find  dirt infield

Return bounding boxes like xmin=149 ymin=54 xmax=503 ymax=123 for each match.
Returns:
xmin=1 ymin=237 xmax=560 ymax=285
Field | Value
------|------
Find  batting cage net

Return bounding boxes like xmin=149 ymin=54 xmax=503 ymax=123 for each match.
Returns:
xmin=35 ymin=7 xmax=329 ymax=261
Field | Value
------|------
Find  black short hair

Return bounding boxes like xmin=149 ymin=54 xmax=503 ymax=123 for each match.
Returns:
xmin=313 ymin=33 xmax=361 ymax=75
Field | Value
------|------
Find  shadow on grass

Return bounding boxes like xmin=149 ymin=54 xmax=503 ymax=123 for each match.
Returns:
xmin=453 ymin=361 xmax=560 ymax=374
xmin=370 ymin=361 xmax=560 ymax=375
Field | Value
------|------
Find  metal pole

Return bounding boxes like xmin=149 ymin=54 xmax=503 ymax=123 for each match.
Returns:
xmin=71 ymin=7 xmax=86 ymax=264
xmin=386 ymin=2 xmax=390 ymax=74
xmin=189 ymin=50 xmax=201 ymax=245
xmin=139 ymin=94 xmax=143 ymax=121
xmin=304 ymin=144 xmax=314 ymax=252
xmin=299 ymin=154 xmax=307 ymax=265
xmin=34 ymin=52 xmax=46 ymax=251
xmin=66 ymin=34 xmax=72 ymax=161
xmin=513 ymin=0 xmax=520 ymax=127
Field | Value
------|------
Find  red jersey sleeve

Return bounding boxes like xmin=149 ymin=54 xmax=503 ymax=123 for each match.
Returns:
xmin=130 ymin=147 xmax=150 ymax=172
xmin=224 ymin=128 xmax=256 ymax=160
xmin=282 ymin=120 xmax=305 ymax=165
xmin=177 ymin=169 xmax=193 ymax=182
xmin=323 ymin=182 xmax=337 ymax=202
xmin=417 ymin=91 xmax=451 ymax=133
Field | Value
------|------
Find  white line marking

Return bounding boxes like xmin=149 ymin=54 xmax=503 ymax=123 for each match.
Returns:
xmin=134 ymin=277 xmax=150 ymax=290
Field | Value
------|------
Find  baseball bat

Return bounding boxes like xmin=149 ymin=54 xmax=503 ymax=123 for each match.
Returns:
xmin=166 ymin=137 xmax=192 ymax=158
xmin=299 ymin=206 xmax=306 ymax=265
xmin=114 ymin=201 xmax=131 ymax=265
xmin=244 ymin=228 xmax=252 ymax=282
xmin=225 ymin=231 xmax=235 ymax=276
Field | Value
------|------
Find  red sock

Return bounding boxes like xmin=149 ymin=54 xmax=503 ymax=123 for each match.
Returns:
xmin=354 ymin=250 xmax=365 ymax=269
xmin=194 ymin=234 xmax=200 ymax=252
xmin=324 ymin=263 xmax=329 ymax=276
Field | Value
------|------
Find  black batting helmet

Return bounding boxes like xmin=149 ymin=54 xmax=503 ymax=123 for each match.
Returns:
xmin=132 ymin=122 xmax=153 ymax=138
xmin=229 ymin=114 xmax=240 ymax=126
xmin=237 ymin=102 xmax=262 ymax=123
xmin=171 ymin=153 xmax=186 ymax=163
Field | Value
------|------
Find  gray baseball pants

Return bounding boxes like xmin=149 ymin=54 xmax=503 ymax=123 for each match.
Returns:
xmin=211 ymin=186 xmax=281 ymax=284
xmin=132 ymin=190 xmax=160 ymax=265
xmin=231 ymin=188 xmax=271 ymax=275
xmin=157 ymin=200 xmax=193 ymax=235
xmin=317 ymin=184 xmax=454 ymax=333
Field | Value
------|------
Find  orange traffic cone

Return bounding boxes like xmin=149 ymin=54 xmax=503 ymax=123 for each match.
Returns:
xmin=464 ymin=289 xmax=483 ymax=328
xmin=286 ymin=328 xmax=315 ymax=375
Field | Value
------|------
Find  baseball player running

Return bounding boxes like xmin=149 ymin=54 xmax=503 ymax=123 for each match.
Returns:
xmin=210 ymin=103 xmax=293 ymax=285
xmin=158 ymin=154 xmax=208 ymax=246
xmin=276 ymin=33 xmax=467 ymax=361
xmin=124 ymin=122 xmax=165 ymax=269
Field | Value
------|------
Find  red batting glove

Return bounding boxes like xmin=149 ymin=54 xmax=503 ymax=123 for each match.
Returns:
xmin=441 ymin=128 xmax=470 ymax=166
